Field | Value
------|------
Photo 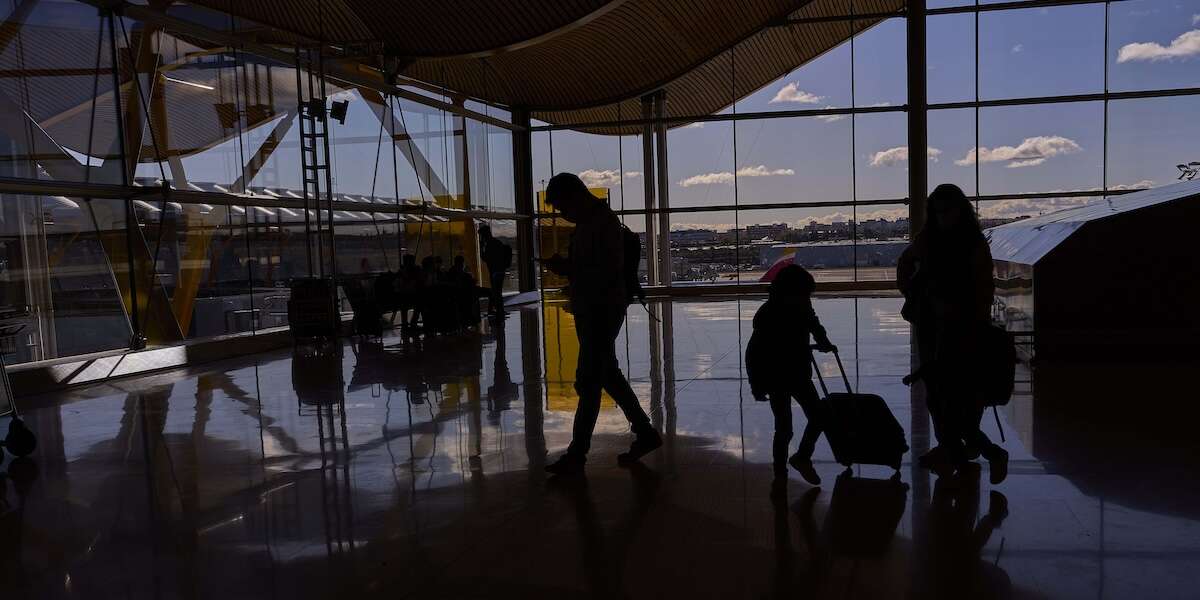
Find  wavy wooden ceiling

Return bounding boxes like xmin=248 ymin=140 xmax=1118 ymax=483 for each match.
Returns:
xmin=187 ymin=0 xmax=907 ymax=134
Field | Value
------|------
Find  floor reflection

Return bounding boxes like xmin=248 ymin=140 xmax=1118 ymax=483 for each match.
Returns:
xmin=2 ymin=296 xmax=1199 ymax=599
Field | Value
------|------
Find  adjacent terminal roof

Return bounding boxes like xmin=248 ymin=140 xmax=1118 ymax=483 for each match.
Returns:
xmin=986 ymin=180 xmax=1200 ymax=265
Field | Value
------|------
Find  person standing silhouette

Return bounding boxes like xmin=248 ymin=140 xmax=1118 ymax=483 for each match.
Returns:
xmin=479 ymin=225 xmax=512 ymax=318
xmin=541 ymin=172 xmax=662 ymax=475
xmin=898 ymin=183 xmax=1008 ymax=483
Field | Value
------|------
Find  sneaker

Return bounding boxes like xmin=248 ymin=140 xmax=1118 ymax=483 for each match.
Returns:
xmin=983 ymin=445 xmax=1009 ymax=485
xmin=617 ymin=430 xmax=662 ymax=465
xmin=544 ymin=453 xmax=586 ymax=476
xmin=788 ymin=454 xmax=822 ymax=486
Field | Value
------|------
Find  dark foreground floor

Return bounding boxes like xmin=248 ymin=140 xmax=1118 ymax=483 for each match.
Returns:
xmin=2 ymin=296 xmax=1198 ymax=599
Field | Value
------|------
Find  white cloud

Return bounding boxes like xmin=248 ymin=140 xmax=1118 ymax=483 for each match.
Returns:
xmin=671 ymin=222 xmax=736 ymax=232
xmin=1117 ymin=29 xmax=1200 ymax=62
xmin=1193 ymin=14 xmax=1200 ymax=26
xmin=737 ymin=165 xmax=795 ymax=177
xmin=679 ymin=172 xmax=735 ymax=187
xmin=815 ymin=108 xmax=847 ymax=123
xmin=1006 ymin=158 xmax=1046 ymax=168
xmin=684 ymin=122 xmax=704 ymax=128
xmin=677 ymin=165 xmax=794 ymax=187
xmin=578 ymin=169 xmax=621 ymax=187
xmin=803 ymin=207 xmax=910 ymax=225
xmin=770 ymin=82 xmax=824 ymax=104
xmin=954 ymin=135 xmax=1082 ymax=168
xmin=1109 ymin=179 xmax=1155 ymax=190
xmin=578 ymin=169 xmax=642 ymax=187
xmin=869 ymin=146 xmax=943 ymax=167
xmin=1012 ymin=44 xmax=1023 ymax=53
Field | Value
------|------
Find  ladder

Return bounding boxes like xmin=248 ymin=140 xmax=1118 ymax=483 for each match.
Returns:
xmin=295 ymin=46 xmax=337 ymax=280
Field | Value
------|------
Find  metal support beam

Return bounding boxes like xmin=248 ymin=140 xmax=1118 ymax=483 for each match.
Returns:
xmin=907 ymin=0 xmax=928 ymax=237
xmin=0 ymin=175 xmax=527 ymax=220
xmin=639 ymin=95 xmax=658 ymax=286
xmin=653 ymin=92 xmax=671 ymax=287
xmin=511 ymin=108 xmax=536 ymax=292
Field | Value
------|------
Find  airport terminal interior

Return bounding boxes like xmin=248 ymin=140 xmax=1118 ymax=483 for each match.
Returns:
xmin=1 ymin=1 xmax=1199 ymax=598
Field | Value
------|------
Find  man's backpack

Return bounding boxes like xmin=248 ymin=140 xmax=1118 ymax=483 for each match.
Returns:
xmin=621 ymin=224 xmax=645 ymax=305
xmin=978 ymin=323 xmax=1017 ymax=407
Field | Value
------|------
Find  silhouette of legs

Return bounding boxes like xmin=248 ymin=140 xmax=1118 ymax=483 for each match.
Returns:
xmin=769 ymin=392 xmax=794 ymax=478
xmin=794 ymin=382 xmax=825 ymax=459
xmin=770 ymin=385 xmax=823 ymax=485
xmin=488 ymin=272 xmax=505 ymax=316
xmin=562 ymin=308 xmax=654 ymax=461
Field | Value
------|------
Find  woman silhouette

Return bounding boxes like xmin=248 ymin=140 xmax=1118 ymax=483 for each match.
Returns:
xmin=898 ymin=184 xmax=1008 ymax=483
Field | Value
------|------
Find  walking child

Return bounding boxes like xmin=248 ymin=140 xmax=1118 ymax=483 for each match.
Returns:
xmin=746 ymin=265 xmax=836 ymax=485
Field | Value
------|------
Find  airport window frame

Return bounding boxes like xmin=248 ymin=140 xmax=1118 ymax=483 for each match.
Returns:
xmin=528 ymin=0 xmax=1200 ymax=288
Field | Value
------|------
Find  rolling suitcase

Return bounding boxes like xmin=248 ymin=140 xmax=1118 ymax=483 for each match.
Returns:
xmin=810 ymin=348 xmax=908 ymax=471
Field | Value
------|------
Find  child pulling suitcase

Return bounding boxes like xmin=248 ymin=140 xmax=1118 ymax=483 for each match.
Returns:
xmin=748 ymin=264 xmax=909 ymax=486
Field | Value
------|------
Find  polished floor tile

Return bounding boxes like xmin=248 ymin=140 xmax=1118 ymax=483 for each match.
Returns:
xmin=2 ymin=296 xmax=1199 ymax=599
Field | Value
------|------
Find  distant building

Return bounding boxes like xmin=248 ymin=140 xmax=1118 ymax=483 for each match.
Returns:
xmin=761 ymin=239 xmax=909 ymax=270
xmin=670 ymin=229 xmax=719 ymax=245
xmin=745 ymin=223 xmax=789 ymax=241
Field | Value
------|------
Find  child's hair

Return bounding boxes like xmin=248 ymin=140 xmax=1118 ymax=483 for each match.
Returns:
xmin=769 ymin=264 xmax=816 ymax=298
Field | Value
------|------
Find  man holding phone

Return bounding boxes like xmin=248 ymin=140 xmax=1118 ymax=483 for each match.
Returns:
xmin=541 ymin=172 xmax=661 ymax=475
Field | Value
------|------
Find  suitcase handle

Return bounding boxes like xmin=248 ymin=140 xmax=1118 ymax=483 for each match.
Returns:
xmin=809 ymin=345 xmax=853 ymax=395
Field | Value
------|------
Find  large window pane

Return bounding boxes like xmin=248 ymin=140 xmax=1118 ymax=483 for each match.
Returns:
xmin=853 ymin=18 xmax=907 ymax=108
xmin=0 ymin=3 xmax=122 ymax=185
xmin=669 ymin=121 xmax=735 ymax=209
xmin=0 ymin=194 xmax=133 ymax=364
xmin=928 ymin=108 xmax=978 ymax=196
xmin=1108 ymin=95 xmax=1200 ymax=191
xmin=734 ymin=116 xmax=852 ymax=207
xmin=856 ymin=112 xmax=908 ymax=201
xmin=135 ymin=201 xmax=253 ymax=339
xmin=667 ymin=210 xmax=739 ymax=284
xmin=977 ymin=102 xmax=1104 ymax=196
xmin=979 ymin=5 xmax=1105 ymax=99
xmin=852 ymin=202 xmax=910 ymax=282
xmin=483 ymin=126 xmax=516 ymax=213
xmin=1109 ymin=0 xmax=1200 ymax=92
xmin=927 ymin=14 xmax=977 ymax=104
xmin=736 ymin=30 xmax=851 ymax=113
xmin=742 ymin=207 xmax=858 ymax=284
xmin=549 ymin=130 xmax=645 ymax=212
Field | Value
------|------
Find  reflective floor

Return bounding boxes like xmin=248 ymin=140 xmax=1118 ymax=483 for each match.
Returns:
xmin=3 ymin=296 xmax=1200 ymax=599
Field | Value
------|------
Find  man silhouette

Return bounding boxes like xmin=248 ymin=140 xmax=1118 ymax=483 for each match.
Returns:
xmin=479 ymin=225 xmax=512 ymax=318
xmin=541 ymin=172 xmax=662 ymax=475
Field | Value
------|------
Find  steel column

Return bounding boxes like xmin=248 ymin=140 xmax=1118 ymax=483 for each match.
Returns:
xmin=907 ymin=0 xmax=929 ymax=237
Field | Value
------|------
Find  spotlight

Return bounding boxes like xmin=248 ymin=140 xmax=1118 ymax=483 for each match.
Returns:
xmin=303 ymin=98 xmax=326 ymax=120
xmin=330 ymin=99 xmax=349 ymax=124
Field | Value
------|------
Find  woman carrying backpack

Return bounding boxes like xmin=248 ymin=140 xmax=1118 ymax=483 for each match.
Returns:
xmin=898 ymin=184 xmax=1008 ymax=484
